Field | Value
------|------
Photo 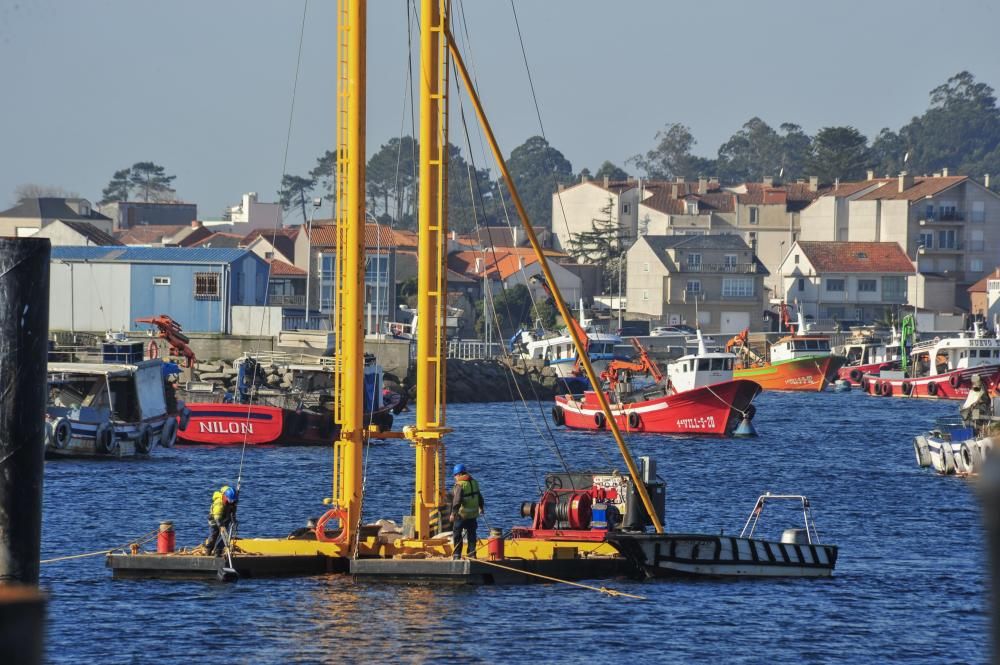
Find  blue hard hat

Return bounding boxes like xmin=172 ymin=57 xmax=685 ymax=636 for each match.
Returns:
xmin=452 ymin=463 xmax=466 ymax=475
xmin=224 ymin=487 xmax=236 ymax=502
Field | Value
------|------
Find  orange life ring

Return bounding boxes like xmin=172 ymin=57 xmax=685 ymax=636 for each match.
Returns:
xmin=315 ymin=508 xmax=349 ymax=543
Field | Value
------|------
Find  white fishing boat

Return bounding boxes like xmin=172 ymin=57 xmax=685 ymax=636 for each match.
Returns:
xmin=46 ymin=359 xmax=175 ymax=458
xmin=510 ymin=305 xmax=628 ymax=379
xmin=608 ymin=493 xmax=837 ymax=578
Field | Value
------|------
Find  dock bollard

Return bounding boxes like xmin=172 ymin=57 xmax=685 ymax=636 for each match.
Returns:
xmin=487 ymin=528 xmax=504 ymax=561
xmin=157 ymin=522 xmax=175 ymax=554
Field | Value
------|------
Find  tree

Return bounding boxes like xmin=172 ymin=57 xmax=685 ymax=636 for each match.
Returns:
xmin=807 ymin=127 xmax=871 ymax=183
xmin=505 ymin=135 xmax=574 ymax=228
xmin=128 ymin=162 xmax=177 ymax=202
xmin=565 ymin=196 xmax=629 ymax=293
xmin=482 ymin=283 xmax=535 ymax=337
xmin=630 ymin=122 xmax=715 ymax=179
xmin=310 ymin=150 xmax=337 ymax=202
xmin=366 ymin=136 xmax=418 ymax=227
xmin=593 ymin=161 xmax=628 ymax=181
xmin=716 ymin=118 xmax=813 ymax=183
xmin=278 ymin=174 xmax=316 ymax=223
xmin=99 ymin=169 xmax=132 ymax=204
xmin=447 ymin=143 xmax=496 ymax=234
xmin=14 ymin=183 xmax=79 ymax=204
xmin=870 ymin=128 xmax=907 ymax=177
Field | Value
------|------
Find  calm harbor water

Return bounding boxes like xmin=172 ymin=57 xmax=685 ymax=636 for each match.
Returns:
xmin=40 ymin=390 xmax=985 ymax=663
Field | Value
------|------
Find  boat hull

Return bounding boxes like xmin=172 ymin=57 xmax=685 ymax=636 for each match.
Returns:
xmin=861 ymin=365 xmax=1000 ymax=400
xmin=177 ymin=402 xmax=395 ymax=446
xmin=554 ymin=379 xmax=760 ymax=436
xmin=44 ymin=417 xmax=169 ymax=459
xmin=838 ymin=361 xmax=897 ymax=386
xmin=734 ymin=355 xmax=843 ymax=392
xmin=608 ymin=533 xmax=837 ymax=578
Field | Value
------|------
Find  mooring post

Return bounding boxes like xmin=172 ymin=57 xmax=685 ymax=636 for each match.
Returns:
xmin=0 ymin=237 xmax=50 ymax=584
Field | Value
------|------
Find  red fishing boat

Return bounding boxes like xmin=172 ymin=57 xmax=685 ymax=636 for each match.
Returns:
xmin=861 ymin=323 xmax=1000 ymax=400
xmin=553 ymin=335 xmax=760 ymax=436
xmin=834 ymin=321 xmax=906 ymax=385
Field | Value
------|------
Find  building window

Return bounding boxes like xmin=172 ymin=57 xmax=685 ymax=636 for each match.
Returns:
xmin=722 ymin=277 xmax=753 ymax=297
xmin=687 ymin=253 xmax=702 ymax=268
xmin=919 ymin=231 xmax=933 ymax=250
xmin=265 ymin=251 xmax=275 ymax=259
xmin=988 ymin=279 xmax=1000 ymax=291
xmin=938 ymin=229 xmax=957 ymax=249
xmin=883 ymin=276 xmax=906 ymax=301
xmin=642 ymin=290 xmax=649 ymax=301
xmin=798 ymin=278 xmax=805 ymax=292
xmin=623 ymin=204 xmax=631 ymax=214
xmin=748 ymin=232 xmax=757 ymax=252
xmin=194 ymin=272 xmax=221 ymax=300
xmin=643 ymin=262 xmax=650 ymax=273
xmin=749 ymin=207 xmax=759 ymax=225
xmin=826 ymin=278 xmax=845 ymax=292
xmin=924 ymin=204 xmax=934 ymax=220
xmin=686 ymin=280 xmax=701 ymax=294
xmin=858 ymin=279 xmax=877 ymax=292
xmin=724 ymin=254 xmax=737 ymax=268
xmin=971 ymin=259 xmax=984 ymax=273
xmin=972 ymin=201 xmax=985 ymax=223
xmin=153 ymin=276 xmax=171 ymax=286
xmin=794 ymin=254 xmax=800 ymax=265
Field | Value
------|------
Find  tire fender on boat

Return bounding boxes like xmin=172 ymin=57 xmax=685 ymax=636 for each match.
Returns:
xmin=95 ymin=422 xmax=117 ymax=455
xmin=177 ymin=403 xmax=191 ymax=431
xmin=939 ymin=441 xmax=956 ymax=474
xmin=913 ymin=436 xmax=931 ymax=467
xmin=48 ymin=417 xmax=71 ymax=449
xmin=860 ymin=377 xmax=870 ymax=392
xmin=135 ymin=424 xmax=153 ymax=455
xmin=978 ymin=438 xmax=994 ymax=461
xmin=160 ymin=417 xmax=178 ymax=448
xmin=627 ymin=411 xmax=640 ymax=429
xmin=961 ymin=440 xmax=982 ymax=473
xmin=901 ymin=381 xmax=913 ymax=395
xmin=849 ymin=369 xmax=862 ymax=383
xmin=594 ymin=412 xmax=606 ymax=429
xmin=927 ymin=381 xmax=939 ymax=397
xmin=551 ymin=406 xmax=565 ymax=427
xmin=950 ymin=373 xmax=962 ymax=389
xmin=881 ymin=381 xmax=892 ymax=396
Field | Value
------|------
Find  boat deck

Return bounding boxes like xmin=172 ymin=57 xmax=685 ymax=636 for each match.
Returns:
xmin=106 ymin=552 xmax=346 ymax=580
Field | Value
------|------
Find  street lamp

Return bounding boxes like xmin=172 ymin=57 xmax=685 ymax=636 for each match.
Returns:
xmin=303 ymin=197 xmax=322 ymax=329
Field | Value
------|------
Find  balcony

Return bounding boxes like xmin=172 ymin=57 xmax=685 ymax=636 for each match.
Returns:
xmin=681 ymin=263 xmax=761 ymax=274
xmin=919 ymin=211 xmax=965 ymax=225
xmin=918 ymin=243 xmax=963 ymax=255
xmin=269 ymin=294 xmax=306 ymax=306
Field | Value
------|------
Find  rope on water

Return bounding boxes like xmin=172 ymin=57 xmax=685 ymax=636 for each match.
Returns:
xmin=40 ymin=527 xmax=160 ymax=564
xmin=458 ymin=555 xmax=645 ymax=600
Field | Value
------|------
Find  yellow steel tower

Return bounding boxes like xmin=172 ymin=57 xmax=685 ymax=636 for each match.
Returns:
xmin=331 ymin=0 xmax=367 ymax=550
xmin=405 ymin=0 xmax=450 ymax=540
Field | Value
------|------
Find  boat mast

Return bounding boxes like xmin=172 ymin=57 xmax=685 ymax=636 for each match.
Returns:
xmin=445 ymin=30 xmax=663 ymax=534
xmin=407 ymin=0 xmax=450 ymax=540
xmin=331 ymin=0 xmax=367 ymax=550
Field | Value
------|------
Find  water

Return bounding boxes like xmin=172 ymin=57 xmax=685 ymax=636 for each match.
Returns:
xmin=40 ymin=390 xmax=986 ymax=663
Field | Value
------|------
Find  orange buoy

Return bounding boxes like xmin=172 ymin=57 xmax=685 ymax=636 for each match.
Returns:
xmin=487 ymin=528 xmax=505 ymax=561
xmin=157 ymin=521 xmax=175 ymax=553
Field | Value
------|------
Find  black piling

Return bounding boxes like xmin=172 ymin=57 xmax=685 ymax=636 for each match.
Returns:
xmin=0 ymin=237 xmax=50 ymax=584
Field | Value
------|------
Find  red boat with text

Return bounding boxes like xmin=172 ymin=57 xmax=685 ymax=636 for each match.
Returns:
xmin=553 ymin=334 xmax=761 ymax=436
xmin=834 ymin=323 xmax=904 ymax=385
xmin=861 ymin=322 xmax=1000 ymax=400
xmin=176 ymin=353 xmax=405 ymax=445
xmin=728 ymin=304 xmax=846 ymax=392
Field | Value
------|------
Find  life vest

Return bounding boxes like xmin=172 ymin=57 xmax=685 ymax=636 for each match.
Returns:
xmin=210 ymin=485 xmax=231 ymax=521
xmin=456 ymin=476 xmax=481 ymax=519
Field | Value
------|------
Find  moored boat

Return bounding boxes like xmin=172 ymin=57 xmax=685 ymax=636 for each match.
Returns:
xmin=553 ymin=334 xmax=760 ymax=435
xmin=608 ymin=493 xmax=837 ymax=578
xmin=177 ymin=353 xmax=403 ymax=446
xmin=861 ymin=322 xmax=1000 ymax=400
xmin=510 ymin=303 xmax=629 ymax=379
xmin=835 ymin=324 xmax=904 ymax=385
xmin=46 ymin=359 xmax=175 ymax=458
xmin=728 ymin=310 xmax=846 ymax=392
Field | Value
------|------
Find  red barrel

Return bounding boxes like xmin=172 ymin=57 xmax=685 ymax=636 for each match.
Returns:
xmin=157 ymin=521 xmax=175 ymax=554
xmin=487 ymin=528 xmax=504 ymax=561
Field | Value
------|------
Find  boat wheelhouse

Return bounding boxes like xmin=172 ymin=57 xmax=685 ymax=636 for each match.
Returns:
xmin=862 ymin=323 xmax=1000 ymax=399
xmin=835 ymin=327 xmax=902 ymax=385
xmin=46 ymin=360 xmax=175 ymax=458
xmin=512 ymin=322 xmax=626 ymax=379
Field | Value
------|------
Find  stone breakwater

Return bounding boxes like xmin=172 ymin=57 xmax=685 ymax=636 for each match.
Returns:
xmin=420 ymin=358 xmax=566 ymax=404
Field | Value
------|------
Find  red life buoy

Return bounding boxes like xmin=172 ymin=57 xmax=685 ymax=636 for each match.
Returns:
xmin=315 ymin=508 xmax=350 ymax=543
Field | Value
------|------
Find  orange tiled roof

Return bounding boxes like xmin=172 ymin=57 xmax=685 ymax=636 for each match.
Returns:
xmin=640 ymin=189 xmax=734 ymax=215
xmin=796 ymin=241 xmax=914 ymax=273
xmin=267 ymin=259 xmax=306 ymax=277
xmin=308 ymin=221 xmax=395 ymax=248
xmin=856 ymin=176 xmax=966 ymax=202
xmin=968 ymin=267 xmax=1000 ymax=293
xmin=115 ymin=224 xmax=188 ymax=245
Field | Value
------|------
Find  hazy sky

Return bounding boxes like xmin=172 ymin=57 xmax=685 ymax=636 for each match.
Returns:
xmin=3 ymin=0 xmax=999 ymax=221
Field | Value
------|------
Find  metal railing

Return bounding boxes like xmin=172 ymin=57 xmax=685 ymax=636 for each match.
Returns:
xmin=269 ymin=294 xmax=306 ymax=306
xmin=446 ymin=339 xmax=504 ymax=360
xmin=681 ymin=263 xmax=760 ymax=274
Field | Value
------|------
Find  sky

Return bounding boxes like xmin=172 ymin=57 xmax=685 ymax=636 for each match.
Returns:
xmin=2 ymin=0 xmax=999 ymax=221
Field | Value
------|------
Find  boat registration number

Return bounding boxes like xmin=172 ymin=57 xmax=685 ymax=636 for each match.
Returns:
xmin=785 ymin=375 xmax=815 ymax=386
xmin=676 ymin=416 xmax=715 ymax=430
